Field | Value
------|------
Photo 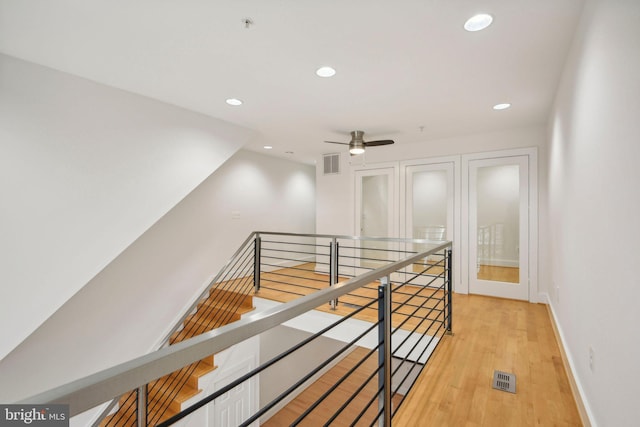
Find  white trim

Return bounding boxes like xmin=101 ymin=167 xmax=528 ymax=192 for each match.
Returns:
xmin=351 ymin=162 xmax=400 ymax=238
xmin=546 ymin=299 xmax=597 ymax=427
xmin=528 ymin=148 xmax=539 ymax=303
xmin=461 ymin=147 xmax=538 ymax=302
xmin=398 ymin=155 xmax=461 ymax=293
xmin=461 ymin=158 xmax=470 ymax=294
xmin=538 ymin=291 xmax=550 ymax=305
xmin=353 ymin=164 xmax=400 ymax=269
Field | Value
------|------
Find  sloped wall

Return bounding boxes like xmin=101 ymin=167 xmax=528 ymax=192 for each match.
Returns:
xmin=0 ymin=149 xmax=315 ymax=402
xmin=0 ymin=53 xmax=252 ymax=361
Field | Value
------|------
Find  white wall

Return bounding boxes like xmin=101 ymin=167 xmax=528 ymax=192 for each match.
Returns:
xmin=0 ymin=54 xmax=253 ymax=361
xmin=547 ymin=1 xmax=640 ymax=425
xmin=0 ymin=149 xmax=316 ymax=402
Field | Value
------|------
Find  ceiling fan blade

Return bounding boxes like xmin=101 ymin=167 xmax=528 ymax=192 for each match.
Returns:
xmin=364 ymin=139 xmax=395 ymax=147
xmin=324 ymin=140 xmax=349 ymax=145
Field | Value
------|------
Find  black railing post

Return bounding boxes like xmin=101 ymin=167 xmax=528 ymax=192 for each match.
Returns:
xmin=254 ymin=235 xmax=261 ymax=294
xmin=137 ymin=384 xmax=147 ymax=427
xmin=329 ymin=238 xmax=339 ymax=310
xmin=377 ymin=276 xmax=392 ymax=426
xmin=446 ymin=248 xmax=453 ymax=334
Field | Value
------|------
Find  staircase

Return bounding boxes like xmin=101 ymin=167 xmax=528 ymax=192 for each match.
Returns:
xmin=101 ymin=289 xmax=254 ymax=426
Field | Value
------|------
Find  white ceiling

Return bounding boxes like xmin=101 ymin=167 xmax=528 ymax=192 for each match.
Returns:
xmin=0 ymin=0 xmax=584 ymax=164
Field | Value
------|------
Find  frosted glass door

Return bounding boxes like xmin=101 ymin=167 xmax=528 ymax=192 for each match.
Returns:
xmin=469 ymin=156 xmax=529 ymax=300
xmin=355 ymin=168 xmax=395 ymax=268
xmin=405 ymin=163 xmax=454 ymax=277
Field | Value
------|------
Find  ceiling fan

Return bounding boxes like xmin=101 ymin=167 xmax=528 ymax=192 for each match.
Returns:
xmin=324 ymin=130 xmax=394 ymax=155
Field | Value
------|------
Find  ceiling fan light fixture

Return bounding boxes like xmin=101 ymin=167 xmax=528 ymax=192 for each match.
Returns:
xmin=349 ymin=141 xmax=365 ymax=155
xmin=464 ymin=13 xmax=493 ymax=32
xmin=324 ymin=130 xmax=394 ymax=155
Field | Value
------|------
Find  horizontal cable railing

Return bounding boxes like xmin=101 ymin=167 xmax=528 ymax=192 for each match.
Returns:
xmin=154 ymin=238 xmax=452 ymax=426
xmin=22 ymin=232 xmax=452 ymax=427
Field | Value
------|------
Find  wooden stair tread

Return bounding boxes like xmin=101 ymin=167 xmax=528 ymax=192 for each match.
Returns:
xmin=208 ymin=289 xmax=253 ymax=307
xmin=102 ymin=285 xmax=254 ymax=425
xmin=192 ymin=358 xmax=217 ymax=377
xmin=197 ymin=296 xmax=254 ymax=314
xmin=184 ymin=311 xmax=242 ymax=330
xmin=148 ymin=377 xmax=200 ymax=413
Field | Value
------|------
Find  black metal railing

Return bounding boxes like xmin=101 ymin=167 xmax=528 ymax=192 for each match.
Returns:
xmin=156 ymin=241 xmax=451 ymax=426
xmin=98 ymin=234 xmax=260 ymax=426
xmin=22 ymin=232 xmax=452 ymax=427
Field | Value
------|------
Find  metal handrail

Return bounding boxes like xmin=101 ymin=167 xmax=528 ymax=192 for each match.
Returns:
xmin=256 ymin=230 xmax=448 ymax=245
xmin=21 ymin=240 xmax=451 ymax=418
xmin=93 ymin=232 xmax=259 ymax=425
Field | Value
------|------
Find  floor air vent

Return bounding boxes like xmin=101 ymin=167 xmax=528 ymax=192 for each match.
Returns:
xmin=492 ymin=370 xmax=516 ymax=393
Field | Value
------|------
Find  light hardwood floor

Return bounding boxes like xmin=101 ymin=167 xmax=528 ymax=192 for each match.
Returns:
xmin=393 ymin=294 xmax=582 ymax=426
xmin=262 ymin=347 xmax=403 ymax=427
xmin=477 ymin=264 xmax=520 ymax=283
xmin=257 ymin=266 xmax=581 ymax=426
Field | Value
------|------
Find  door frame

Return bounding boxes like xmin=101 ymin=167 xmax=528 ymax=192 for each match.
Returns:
xmin=399 ymin=156 xmax=461 ymax=292
xmin=352 ymin=162 xmax=400 ymax=239
xmin=210 ymin=355 xmax=258 ymax=427
xmin=461 ymin=148 xmax=538 ymax=302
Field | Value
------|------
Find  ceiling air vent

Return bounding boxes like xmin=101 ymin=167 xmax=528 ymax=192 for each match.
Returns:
xmin=323 ymin=153 xmax=340 ymax=175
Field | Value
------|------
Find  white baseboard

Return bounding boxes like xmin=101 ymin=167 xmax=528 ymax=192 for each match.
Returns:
xmin=538 ymin=292 xmax=550 ymax=305
xmin=545 ymin=297 xmax=596 ymax=427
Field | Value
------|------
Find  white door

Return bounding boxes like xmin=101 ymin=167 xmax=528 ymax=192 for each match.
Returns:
xmin=403 ymin=162 xmax=454 ymax=285
xmin=468 ymin=155 xmax=529 ymax=300
xmin=211 ymin=359 xmax=256 ymax=427
xmin=355 ymin=167 xmax=396 ymax=268
xmin=405 ymin=162 xmax=454 ymax=245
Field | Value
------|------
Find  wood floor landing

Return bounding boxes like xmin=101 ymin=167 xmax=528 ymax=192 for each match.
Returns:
xmin=256 ymin=265 xmax=581 ymax=426
xmin=393 ymin=294 xmax=582 ymax=426
xmin=257 ymin=263 xmax=447 ymax=335
xmin=262 ymin=347 xmax=403 ymax=427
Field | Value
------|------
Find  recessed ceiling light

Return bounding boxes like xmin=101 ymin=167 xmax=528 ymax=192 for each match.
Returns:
xmin=316 ymin=66 xmax=336 ymax=77
xmin=263 ymin=145 xmax=273 ymax=150
xmin=493 ymin=103 xmax=511 ymax=110
xmin=226 ymin=98 xmax=243 ymax=106
xmin=464 ymin=14 xmax=493 ymax=32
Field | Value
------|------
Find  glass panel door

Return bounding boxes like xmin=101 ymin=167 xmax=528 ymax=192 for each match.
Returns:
xmin=405 ymin=163 xmax=454 ymax=279
xmin=355 ymin=168 xmax=395 ymax=269
xmin=469 ymin=156 xmax=529 ymax=300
